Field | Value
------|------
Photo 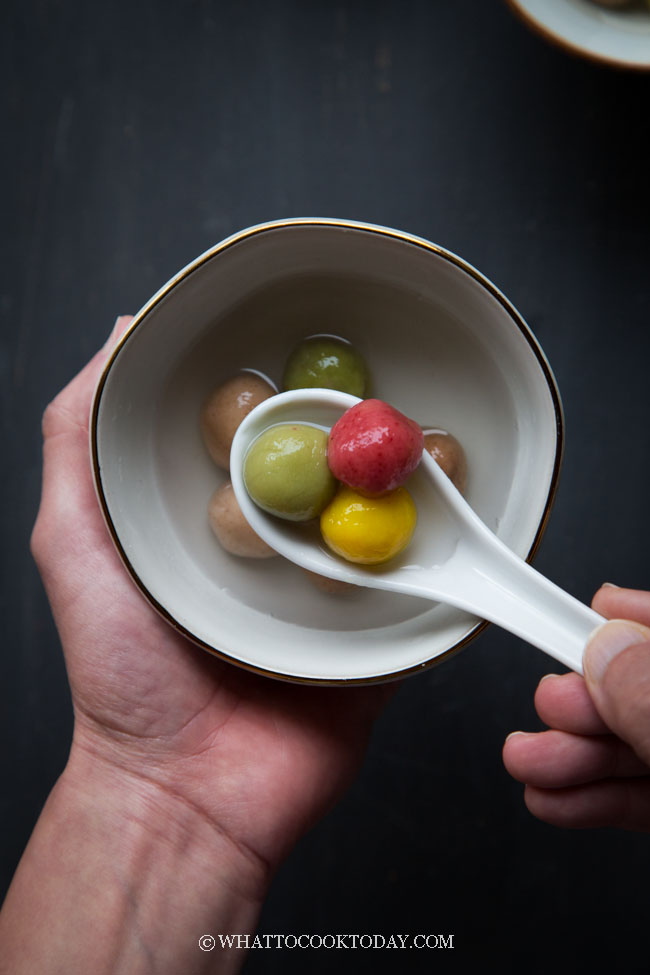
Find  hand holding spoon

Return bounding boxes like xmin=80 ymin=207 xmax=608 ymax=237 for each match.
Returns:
xmin=230 ymin=389 xmax=604 ymax=673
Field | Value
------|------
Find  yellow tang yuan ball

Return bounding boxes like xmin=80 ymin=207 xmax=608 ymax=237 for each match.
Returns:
xmin=320 ymin=485 xmax=417 ymax=565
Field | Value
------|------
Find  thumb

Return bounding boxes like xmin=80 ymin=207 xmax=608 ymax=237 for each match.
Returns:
xmin=583 ymin=619 xmax=650 ymax=765
xmin=43 ymin=315 xmax=135 ymax=437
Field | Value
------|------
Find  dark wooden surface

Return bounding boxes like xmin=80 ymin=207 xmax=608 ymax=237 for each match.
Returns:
xmin=2 ymin=1 xmax=650 ymax=971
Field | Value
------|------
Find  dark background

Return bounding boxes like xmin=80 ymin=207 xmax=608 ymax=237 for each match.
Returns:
xmin=2 ymin=1 xmax=649 ymax=971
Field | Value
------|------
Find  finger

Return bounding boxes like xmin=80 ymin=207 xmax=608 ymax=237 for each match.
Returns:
xmin=592 ymin=585 xmax=650 ymax=628
xmin=533 ymin=672 xmax=609 ymax=735
xmin=582 ymin=620 xmax=650 ymax=767
xmin=503 ymin=729 xmax=648 ymax=788
xmin=41 ymin=315 xmax=134 ymax=439
xmin=523 ymin=779 xmax=650 ymax=832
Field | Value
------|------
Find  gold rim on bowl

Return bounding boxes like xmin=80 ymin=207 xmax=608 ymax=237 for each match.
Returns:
xmin=90 ymin=218 xmax=564 ymax=685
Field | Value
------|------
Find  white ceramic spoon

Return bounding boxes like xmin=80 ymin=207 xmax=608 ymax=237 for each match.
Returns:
xmin=230 ymin=389 xmax=604 ymax=673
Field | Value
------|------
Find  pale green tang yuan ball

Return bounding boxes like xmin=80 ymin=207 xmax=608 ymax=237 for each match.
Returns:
xmin=282 ymin=336 xmax=369 ymax=397
xmin=243 ymin=423 xmax=337 ymax=521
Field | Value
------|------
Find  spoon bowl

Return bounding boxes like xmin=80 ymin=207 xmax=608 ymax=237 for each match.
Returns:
xmin=231 ymin=388 xmax=603 ymax=673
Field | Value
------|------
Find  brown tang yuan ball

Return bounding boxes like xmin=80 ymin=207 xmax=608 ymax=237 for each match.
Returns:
xmin=422 ymin=427 xmax=468 ymax=496
xmin=208 ymin=481 xmax=277 ymax=558
xmin=201 ymin=372 xmax=276 ymax=470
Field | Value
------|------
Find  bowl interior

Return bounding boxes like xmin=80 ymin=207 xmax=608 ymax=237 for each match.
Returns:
xmin=93 ymin=221 xmax=562 ymax=682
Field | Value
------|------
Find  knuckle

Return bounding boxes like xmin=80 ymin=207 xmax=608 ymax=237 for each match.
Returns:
xmin=40 ymin=398 xmax=62 ymax=440
xmin=29 ymin=510 xmax=47 ymax=567
xmin=607 ymin=652 xmax=650 ymax=764
xmin=29 ymin=513 xmax=46 ymax=568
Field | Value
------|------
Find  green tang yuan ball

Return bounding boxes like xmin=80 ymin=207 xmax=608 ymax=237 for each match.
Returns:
xmin=243 ymin=423 xmax=337 ymax=522
xmin=282 ymin=336 xmax=369 ymax=397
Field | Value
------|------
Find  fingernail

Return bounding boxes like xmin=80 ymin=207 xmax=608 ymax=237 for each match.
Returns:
xmin=538 ymin=673 xmax=559 ymax=684
xmin=584 ymin=619 xmax=650 ymax=683
xmin=601 ymin=582 xmax=619 ymax=589
xmin=104 ymin=316 xmax=130 ymax=351
xmin=104 ymin=317 xmax=121 ymax=347
xmin=505 ymin=730 xmax=529 ymax=742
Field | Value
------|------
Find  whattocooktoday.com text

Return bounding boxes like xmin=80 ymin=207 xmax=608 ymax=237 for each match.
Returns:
xmin=198 ymin=933 xmax=454 ymax=951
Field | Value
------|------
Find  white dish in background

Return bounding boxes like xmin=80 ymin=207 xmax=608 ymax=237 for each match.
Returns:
xmin=507 ymin=0 xmax=650 ymax=70
xmin=91 ymin=218 xmax=563 ymax=684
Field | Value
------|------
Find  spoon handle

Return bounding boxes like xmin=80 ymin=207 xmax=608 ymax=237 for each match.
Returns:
xmin=414 ymin=453 xmax=605 ymax=672
xmin=437 ymin=536 xmax=603 ymax=672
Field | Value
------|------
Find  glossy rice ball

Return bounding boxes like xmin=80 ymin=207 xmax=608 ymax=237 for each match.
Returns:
xmin=201 ymin=372 xmax=276 ymax=470
xmin=244 ymin=423 xmax=337 ymax=521
xmin=422 ymin=427 xmax=468 ymax=495
xmin=208 ymin=482 xmax=277 ymax=558
xmin=301 ymin=568 xmax=358 ymax=594
xmin=283 ymin=336 xmax=369 ymax=397
xmin=320 ymin=484 xmax=416 ymax=565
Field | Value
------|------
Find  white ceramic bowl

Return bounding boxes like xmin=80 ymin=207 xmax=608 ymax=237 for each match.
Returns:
xmin=91 ymin=218 xmax=563 ymax=684
xmin=507 ymin=0 xmax=650 ymax=70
